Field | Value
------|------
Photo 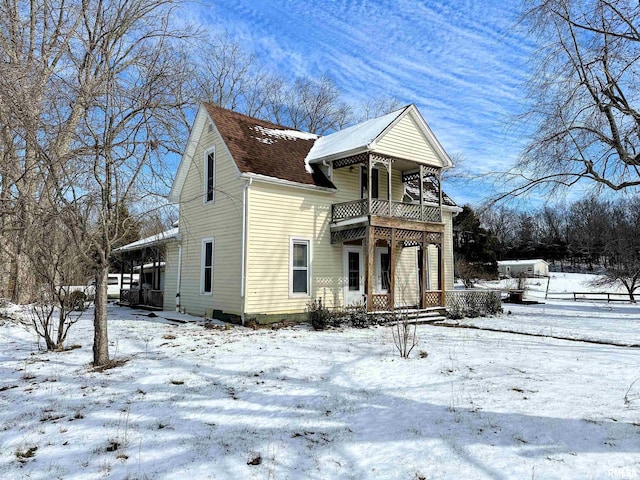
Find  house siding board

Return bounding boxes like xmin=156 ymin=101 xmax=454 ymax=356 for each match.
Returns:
xmin=375 ymin=115 xmax=441 ymax=167
xmin=245 ymin=182 xmax=342 ymax=316
xmin=178 ymin=124 xmax=244 ymax=317
xmin=395 ymin=246 xmax=419 ymax=307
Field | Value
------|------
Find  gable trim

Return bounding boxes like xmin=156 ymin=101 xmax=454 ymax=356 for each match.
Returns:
xmin=168 ymin=104 xmax=241 ymax=204
xmin=369 ymin=105 xmax=454 ymax=169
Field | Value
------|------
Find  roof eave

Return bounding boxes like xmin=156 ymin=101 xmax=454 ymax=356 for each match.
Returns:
xmin=241 ymin=172 xmax=336 ymax=193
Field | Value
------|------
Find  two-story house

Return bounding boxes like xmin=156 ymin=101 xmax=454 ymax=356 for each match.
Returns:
xmin=164 ymin=103 xmax=460 ymax=323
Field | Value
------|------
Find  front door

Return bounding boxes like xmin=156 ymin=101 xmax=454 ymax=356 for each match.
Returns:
xmin=343 ymin=246 xmax=364 ymax=306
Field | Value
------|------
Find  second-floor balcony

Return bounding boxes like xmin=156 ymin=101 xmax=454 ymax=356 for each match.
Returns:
xmin=331 ymin=198 xmax=441 ymax=224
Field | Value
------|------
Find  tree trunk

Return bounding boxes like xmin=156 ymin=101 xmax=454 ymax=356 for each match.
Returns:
xmin=93 ymin=265 xmax=110 ymax=366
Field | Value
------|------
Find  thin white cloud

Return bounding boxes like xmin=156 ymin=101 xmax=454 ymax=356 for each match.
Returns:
xmin=191 ymin=0 xmax=538 ymax=205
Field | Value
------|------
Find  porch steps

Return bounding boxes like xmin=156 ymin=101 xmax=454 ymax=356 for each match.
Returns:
xmin=388 ymin=308 xmax=447 ymax=325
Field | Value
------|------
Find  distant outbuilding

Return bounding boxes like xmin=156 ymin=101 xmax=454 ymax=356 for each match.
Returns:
xmin=498 ymin=259 xmax=549 ymax=278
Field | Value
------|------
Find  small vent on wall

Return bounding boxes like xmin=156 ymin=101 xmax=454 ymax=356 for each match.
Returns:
xmin=208 ymin=123 xmax=214 ymax=133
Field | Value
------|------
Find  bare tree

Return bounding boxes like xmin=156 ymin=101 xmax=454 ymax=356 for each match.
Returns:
xmin=509 ymin=0 xmax=640 ymax=198
xmin=356 ymin=97 xmax=403 ymax=121
xmin=265 ymin=75 xmax=352 ymax=134
xmin=0 ymin=0 xmax=195 ymax=366
xmin=591 ymin=197 xmax=640 ymax=301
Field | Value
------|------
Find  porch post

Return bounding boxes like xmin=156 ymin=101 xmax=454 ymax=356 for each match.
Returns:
xmin=367 ymin=154 xmax=372 ymax=215
xmin=387 ymin=161 xmax=392 ymax=217
xmin=438 ymin=169 xmax=443 ymax=222
xmin=421 ymin=232 xmax=428 ymax=308
xmin=419 ymin=165 xmax=425 ymax=222
xmin=389 ymin=228 xmax=396 ymax=311
xmin=365 ymin=225 xmax=374 ymax=311
xmin=439 ymin=244 xmax=446 ymax=307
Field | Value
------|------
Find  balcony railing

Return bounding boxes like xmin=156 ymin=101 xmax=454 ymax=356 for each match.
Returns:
xmin=332 ymin=199 xmax=441 ymax=223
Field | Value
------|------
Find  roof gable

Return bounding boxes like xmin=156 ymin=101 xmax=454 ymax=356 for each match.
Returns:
xmin=169 ymin=104 xmax=336 ymax=203
xmin=307 ymin=104 xmax=453 ymax=168
xmin=204 ymin=104 xmax=334 ymax=189
xmin=305 ymin=107 xmax=407 ymax=162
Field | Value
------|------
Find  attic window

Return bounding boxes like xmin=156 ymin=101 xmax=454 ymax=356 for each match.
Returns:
xmin=204 ymin=147 xmax=215 ymax=203
xmin=208 ymin=123 xmax=214 ymax=133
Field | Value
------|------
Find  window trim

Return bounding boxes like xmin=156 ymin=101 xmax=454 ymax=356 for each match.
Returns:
xmin=200 ymin=238 xmax=214 ymax=295
xmin=204 ymin=146 xmax=216 ymax=204
xmin=289 ymin=237 xmax=312 ymax=298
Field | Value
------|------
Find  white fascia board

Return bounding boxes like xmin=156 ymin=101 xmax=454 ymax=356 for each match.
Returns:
xmin=369 ymin=104 xmax=454 ymax=169
xmin=307 ymin=147 xmax=370 ymax=165
xmin=240 ymin=173 xmax=336 ymax=193
xmin=168 ymin=104 xmax=242 ymax=203
xmin=168 ymin=106 xmax=208 ymax=203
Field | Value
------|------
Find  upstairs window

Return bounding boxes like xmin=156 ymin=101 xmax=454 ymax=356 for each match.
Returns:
xmin=204 ymin=148 xmax=215 ymax=203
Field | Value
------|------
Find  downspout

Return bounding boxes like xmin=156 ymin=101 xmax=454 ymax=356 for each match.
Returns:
xmin=241 ymin=177 xmax=253 ymax=324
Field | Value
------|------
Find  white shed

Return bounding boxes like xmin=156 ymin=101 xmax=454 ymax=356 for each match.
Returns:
xmin=498 ymin=259 xmax=549 ymax=278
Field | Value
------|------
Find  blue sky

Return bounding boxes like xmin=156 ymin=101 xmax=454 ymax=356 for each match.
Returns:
xmin=192 ymin=0 xmax=539 ymax=206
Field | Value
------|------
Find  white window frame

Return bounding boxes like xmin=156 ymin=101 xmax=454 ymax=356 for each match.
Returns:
xmin=204 ymin=146 xmax=216 ymax=204
xmin=289 ymin=237 xmax=312 ymax=298
xmin=200 ymin=238 xmax=214 ymax=295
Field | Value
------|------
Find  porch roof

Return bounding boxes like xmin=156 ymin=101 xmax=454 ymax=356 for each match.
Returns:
xmin=306 ymin=107 xmax=407 ymax=163
xmin=114 ymin=227 xmax=179 ymax=253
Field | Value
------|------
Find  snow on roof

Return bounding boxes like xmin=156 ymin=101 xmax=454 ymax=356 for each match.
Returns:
xmin=251 ymin=125 xmax=318 ymax=142
xmin=498 ymin=259 xmax=548 ymax=266
xmin=114 ymin=227 xmax=179 ymax=253
xmin=306 ymin=107 xmax=407 ymax=163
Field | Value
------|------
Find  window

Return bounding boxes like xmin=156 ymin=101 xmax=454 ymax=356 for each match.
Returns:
xmin=201 ymin=238 xmax=214 ymax=294
xmin=348 ymin=251 xmax=360 ymax=291
xmin=204 ymin=148 xmax=215 ymax=203
xmin=360 ymin=166 xmax=379 ymax=199
xmin=290 ymin=238 xmax=311 ymax=296
xmin=380 ymin=251 xmax=390 ymax=291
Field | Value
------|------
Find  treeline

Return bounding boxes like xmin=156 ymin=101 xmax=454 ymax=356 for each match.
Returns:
xmin=454 ymin=196 xmax=640 ymax=296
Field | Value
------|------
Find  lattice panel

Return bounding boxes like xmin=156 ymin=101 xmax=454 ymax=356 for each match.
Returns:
xmin=333 ymin=153 xmax=368 ymax=169
xmin=391 ymin=202 xmax=421 ymax=220
xmin=120 ymin=288 xmax=140 ymax=305
xmin=446 ymin=290 xmax=502 ymax=318
xmin=395 ymin=229 xmax=423 ymax=243
xmin=424 ymin=290 xmax=442 ymax=307
xmin=370 ymin=200 xmax=389 ymax=216
xmin=371 ymin=294 xmax=391 ymax=311
xmin=331 ymin=227 xmax=366 ymax=244
xmin=373 ymin=226 xmax=391 ymax=240
xmin=426 ymin=232 xmax=442 ymax=244
xmin=422 ymin=206 xmax=441 ymax=222
xmin=370 ymin=154 xmax=392 ymax=169
xmin=332 ymin=200 xmax=368 ymax=221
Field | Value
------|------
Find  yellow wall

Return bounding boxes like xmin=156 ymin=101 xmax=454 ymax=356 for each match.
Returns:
xmin=176 ymin=121 xmax=245 ymax=317
xmin=374 ymin=114 xmax=442 ymax=167
xmin=174 ymin=114 xmax=456 ymax=318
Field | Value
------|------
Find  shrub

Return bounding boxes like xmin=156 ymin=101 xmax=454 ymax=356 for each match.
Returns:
xmin=307 ymin=298 xmax=332 ymax=330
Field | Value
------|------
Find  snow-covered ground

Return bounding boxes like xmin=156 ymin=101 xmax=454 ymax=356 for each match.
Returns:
xmin=1 ymin=273 xmax=640 ymax=479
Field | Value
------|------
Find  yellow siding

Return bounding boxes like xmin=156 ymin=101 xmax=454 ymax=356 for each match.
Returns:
xmin=245 ymin=182 xmax=342 ymax=315
xmin=177 ymin=123 xmax=244 ymax=317
xmin=395 ymin=246 xmax=419 ymax=307
xmin=374 ymin=114 xmax=442 ymax=167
